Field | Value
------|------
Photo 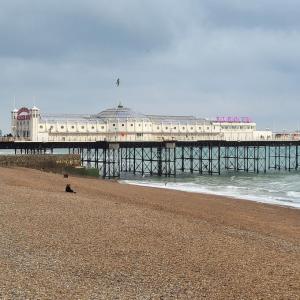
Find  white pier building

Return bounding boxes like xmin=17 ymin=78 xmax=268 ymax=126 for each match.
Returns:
xmin=11 ymin=104 xmax=272 ymax=142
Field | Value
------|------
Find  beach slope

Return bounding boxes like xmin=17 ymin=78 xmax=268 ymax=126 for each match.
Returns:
xmin=0 ymin=167 xmax=299 ymax=299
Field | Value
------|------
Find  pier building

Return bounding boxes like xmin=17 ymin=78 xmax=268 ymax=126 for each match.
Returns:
xmin=11 ymin=104 xmax=272 ymax=142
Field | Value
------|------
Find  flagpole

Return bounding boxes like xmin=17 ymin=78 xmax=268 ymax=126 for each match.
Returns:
xmin=116 ymin=78 xmax=121 ymax=107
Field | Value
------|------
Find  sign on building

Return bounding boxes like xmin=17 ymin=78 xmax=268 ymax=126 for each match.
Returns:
xmin=17 ymin=108 xmax=31 ymax=121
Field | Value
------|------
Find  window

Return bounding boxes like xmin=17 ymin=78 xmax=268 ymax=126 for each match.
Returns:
xmin=182 ymin=127 xmax=185 ymax=130
xmin=131 ymin=124 xmax=134 ymax=127
xmin=40 ymin=125 xmax=43 ymax=129
xmin=112 ymin=124 xmax=116 ymax=127
xmin=173 ymin=127 xmax=177 ymax=130
xmin=157 ymin=126 xmax=160 ymax=130
xmin=71 ymin=126 xmax=75 ymax=129
xmin=81 ymin=126 xmax=85 ymax=129
xmin=139 ymin=124 xmax=141 ymax=127
xmin=61 ymin=126 xmax=64 ymax=129
xmin=122 ymin=124 xmax=125 ymax=127
xmin=101 ymin=126 xmax=105 ymax=129
xmin=91 ymin=126 xmax=95 ymax=129
xmin=165 ymin=127 xmax=168 ymax=130
xmin=191 ymin=127 xmax=194 ymax=130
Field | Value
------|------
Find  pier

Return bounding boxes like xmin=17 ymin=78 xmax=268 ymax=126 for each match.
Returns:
xmin=1 ymin=140 xmax=300 ymax=178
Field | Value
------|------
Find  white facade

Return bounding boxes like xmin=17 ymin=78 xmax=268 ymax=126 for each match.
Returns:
xmin=11 ymin=105 xmax=272 ymax=142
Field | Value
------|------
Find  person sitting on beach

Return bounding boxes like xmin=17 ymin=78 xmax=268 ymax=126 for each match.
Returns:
xmin=65 ymin=184 xmax=76 ymax=193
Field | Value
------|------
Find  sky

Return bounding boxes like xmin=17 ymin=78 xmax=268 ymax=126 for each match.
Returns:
xmin=1 ymin=0 xmax=300 ymax=133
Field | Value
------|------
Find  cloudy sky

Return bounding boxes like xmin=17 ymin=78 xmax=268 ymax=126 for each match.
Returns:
xmin=1 ymin=0 xmax=300 ymax=133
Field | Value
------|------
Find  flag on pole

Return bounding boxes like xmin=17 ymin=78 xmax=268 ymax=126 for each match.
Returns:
xmin=116 ymin=78 xmax=120 ymax=87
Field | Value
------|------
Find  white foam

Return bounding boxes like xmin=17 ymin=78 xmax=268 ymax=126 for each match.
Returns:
xmin=120 ymin=180 xmax=300 ymax=209
xmin=287 ymin=191 xmax=300 ymax=198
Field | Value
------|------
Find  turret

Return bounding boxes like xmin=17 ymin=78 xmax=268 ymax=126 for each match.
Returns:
xmin=11 ymin=108 xmax=18 ymax=137
xmin=29 ymin=106 xmax=40 ymax=141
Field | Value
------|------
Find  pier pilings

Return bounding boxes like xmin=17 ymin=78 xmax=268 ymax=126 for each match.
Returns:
xmin=1 ymin=141 xmax=300 ymax=179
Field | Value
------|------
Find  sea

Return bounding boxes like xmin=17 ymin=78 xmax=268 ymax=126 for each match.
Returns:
xmin=121 ymin=172 xmax=300 ymax=209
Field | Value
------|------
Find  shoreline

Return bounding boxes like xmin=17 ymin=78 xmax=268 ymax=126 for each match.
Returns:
xmin=120 ymin=179 xmax=300 ymax=210
xmin=0 ymin=167 xmax=299 ymax=299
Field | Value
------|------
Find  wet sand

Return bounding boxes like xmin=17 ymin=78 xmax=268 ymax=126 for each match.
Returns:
xmin=0 ymin=167 xmax=299 ymax=299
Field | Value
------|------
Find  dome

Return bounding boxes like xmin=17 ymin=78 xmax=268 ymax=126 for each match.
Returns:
xmin=95 ymin=104 xmax=149 ymax=121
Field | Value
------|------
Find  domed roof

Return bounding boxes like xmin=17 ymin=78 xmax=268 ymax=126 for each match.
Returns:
xmin=95 ymin=104 xmax=149 ymax=121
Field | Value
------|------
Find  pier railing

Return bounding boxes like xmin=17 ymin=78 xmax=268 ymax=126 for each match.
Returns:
xmin=4 ymin=134 xmax=300 ymax=143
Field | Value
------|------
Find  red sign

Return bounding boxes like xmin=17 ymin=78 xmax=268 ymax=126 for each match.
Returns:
xmin=17 ymin=107 xmax=31 ymax=121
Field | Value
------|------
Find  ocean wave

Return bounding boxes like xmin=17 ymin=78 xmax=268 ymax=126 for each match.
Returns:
xmin=286 ymin=191 xmax=300 ymax=198
xmin=120 ymin=179 xmax=300 ymax=209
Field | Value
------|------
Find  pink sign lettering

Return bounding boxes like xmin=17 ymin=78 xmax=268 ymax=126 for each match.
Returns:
xmin=216 ymin=116 xmax=252 ymax=123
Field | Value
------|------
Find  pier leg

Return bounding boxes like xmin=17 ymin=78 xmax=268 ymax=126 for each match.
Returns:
xmin=133 ymin=147 xmax=136 ymax=175
xmin=190 ymin=147 xmax=194 ymax=174
xmin=181 ymin=147 xmax=184 ymax=173
xmin=296 ymin=146 xmax=299 ymax=170
xmin=199 ymin=146 xmax=203 ymax=174
xmin=218 ymin=146 xmax=221 ymax=175
xmin=157 ymin=147 xmax=162 ymax=176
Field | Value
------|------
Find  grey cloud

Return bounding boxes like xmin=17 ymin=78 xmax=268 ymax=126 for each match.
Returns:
xmin=0 ymin=0 xmax=184 ymax=62
xmin=194 ymin=0 xmax=300 ymax=30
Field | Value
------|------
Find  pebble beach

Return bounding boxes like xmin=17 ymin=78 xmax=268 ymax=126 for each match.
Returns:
xmin=0 ymin=167 xmax=299 ymax=299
